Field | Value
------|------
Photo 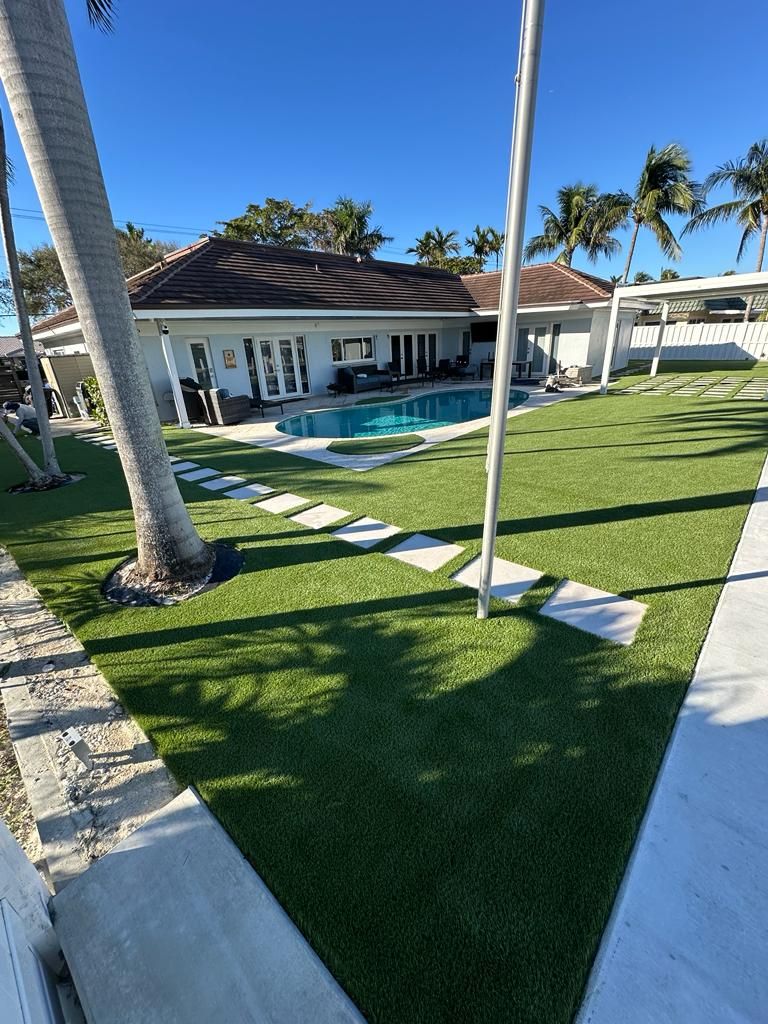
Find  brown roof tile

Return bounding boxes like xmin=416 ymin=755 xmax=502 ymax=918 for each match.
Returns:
xmin=461 ymin=263 xmax=613 ymax=309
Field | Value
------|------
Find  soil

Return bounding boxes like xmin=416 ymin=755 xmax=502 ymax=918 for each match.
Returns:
xmin=0 ymin=697 xmax=42 ymax=865
xmin=103 ymin=542 xmax=243 ymax=607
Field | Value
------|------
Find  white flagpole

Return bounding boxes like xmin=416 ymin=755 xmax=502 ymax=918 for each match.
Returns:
xmin=477 ymin=0 xmax=546 ymax=619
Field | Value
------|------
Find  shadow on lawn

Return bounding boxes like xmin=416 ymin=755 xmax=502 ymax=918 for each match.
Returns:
xmin=83 ymin=587 xmax=690 ymax=1024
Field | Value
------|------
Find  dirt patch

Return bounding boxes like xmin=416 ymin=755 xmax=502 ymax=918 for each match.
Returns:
xmin=0 ymin=697 xmax=42 ymax=864
xmin=0 ymin=548 xmax=178 ymax=868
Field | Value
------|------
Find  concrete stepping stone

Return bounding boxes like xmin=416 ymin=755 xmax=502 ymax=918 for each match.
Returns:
xmin=170 ymin=461 xmax=199 ymax=474
xmin=199 ymin=475 xmax=246 ymax=491
xmin=386 ymin=533 xmax=465 ymax=572
xmin=331 ymin=516 xmax=400 ymax=549
xmin=177 ymin=467 xmax=220 ymax=482
xmin=289 ymin=504 xmax=350 ymax=530
xmin=168 ymin=456 xmax=183 ymax=463
xmin=254 ymin=493 xmax=308 ymax=514
xmin=451 ymin=554 xmax=542 ymax=604
xmin=539 ymin=579 xmax=648 ymax=646
xmin=224 ymin=482 xmax=274 ymax=500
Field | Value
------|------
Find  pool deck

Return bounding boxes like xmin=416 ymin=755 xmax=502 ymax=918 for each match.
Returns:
xmin=195 ymin=381 xmax=597 ymax=471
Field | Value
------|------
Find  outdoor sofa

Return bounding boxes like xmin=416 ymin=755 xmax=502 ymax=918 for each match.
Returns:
xmin=336 ymin=363 xmax=393 ymax=394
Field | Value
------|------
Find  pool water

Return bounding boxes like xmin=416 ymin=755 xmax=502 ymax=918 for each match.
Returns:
xmin=277 ymin=387 xmax=529 ymax=439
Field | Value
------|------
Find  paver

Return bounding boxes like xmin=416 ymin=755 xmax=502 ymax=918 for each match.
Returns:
xmin=451 ymin=554 xmax=542 ymax=604
xmin=170 ymin=461 xmax=200 ymax=474
xmin=199 ymin=475 xmax=246 ymax=491
xmin=539 ymin=578 xmax=648 ymax=645
xmin=254 ymin=493 xmax=308 ymax=514
xmin=177 ymin=468 xmax=220 ymax=482
xmin=224 ymin=482 xmax=274 ymax=500
xmin=386 ymin=534 xmax=465 ymax=572
xmin=331 ymin=517 xmax=401 ymax=549
xmin=289 ymin=504 xmax=351 ymax=530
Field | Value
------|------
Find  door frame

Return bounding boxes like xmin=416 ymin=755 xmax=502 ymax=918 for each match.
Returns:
xmin=186 ymin=337 xmax=217 ymax=388
xmin=250 ymin=334 xmax=310 ymax=400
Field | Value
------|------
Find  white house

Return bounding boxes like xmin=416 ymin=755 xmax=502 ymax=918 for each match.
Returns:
xmin=32 ymin=238 xmax=635 ymax=420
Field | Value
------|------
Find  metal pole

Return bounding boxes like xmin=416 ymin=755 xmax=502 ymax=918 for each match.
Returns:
xmin=476 ymin=0 xmax=546 ymax=619
xmin=157 ymin=319 xmax=191 ymax=429
xmin=598 ymin=293 xmax=621 ymax=395
xmin=649 ymin=301 xmax=669 ymax=377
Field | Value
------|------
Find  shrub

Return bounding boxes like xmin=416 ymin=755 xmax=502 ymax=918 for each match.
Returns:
xmin=81 ymin=376 xmax=109 ymax=428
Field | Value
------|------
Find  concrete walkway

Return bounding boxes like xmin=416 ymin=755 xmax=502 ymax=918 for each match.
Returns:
xmin=577 ymin=453 xmax=768 ymax=1024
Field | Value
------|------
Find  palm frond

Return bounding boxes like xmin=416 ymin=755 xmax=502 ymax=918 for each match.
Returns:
xmin=87 ymin=0 xmax=116 ymax=31
xmin=736 ymin=221 xmax=759 ymax=263
xmin=523 ymin=234 xmax=560 ymax=262
xmin=682 ymin=198 xmax=745 ymax=234
xmin=647 ymin=214 xmax=682 ymax=260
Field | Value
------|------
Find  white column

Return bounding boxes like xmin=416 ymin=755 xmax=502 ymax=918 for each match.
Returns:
xmin=476 ymin=0 xmax=546 ymax=619
xmin=649 ymin=302 xmax=669 ymax=378
xmin=157 ymin=320 xmax=191 ymax=428
xmin=599 ymin=293 xmax=622 ymax=395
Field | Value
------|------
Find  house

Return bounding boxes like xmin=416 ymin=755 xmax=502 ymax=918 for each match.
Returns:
xmin=31 ymin=239 xmax=635 ymax=420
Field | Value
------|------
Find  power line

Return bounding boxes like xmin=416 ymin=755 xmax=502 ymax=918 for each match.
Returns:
xmin=9 ymin=206 xmax=209 ymax=238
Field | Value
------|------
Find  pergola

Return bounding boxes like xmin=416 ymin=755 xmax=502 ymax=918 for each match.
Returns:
xmin=599 ymin=270 xmax=768 ymax=395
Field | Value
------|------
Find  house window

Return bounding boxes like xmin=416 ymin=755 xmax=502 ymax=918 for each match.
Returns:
xmin=550 ymin=323 xmax=561 ymax=372
xmin=331 ymin=336 xmax=374 ymax=363
xmin=461 ymin=330 xmax=471 ymax=359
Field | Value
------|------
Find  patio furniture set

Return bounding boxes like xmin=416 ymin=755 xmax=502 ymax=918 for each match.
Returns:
xmin=332 ymin=358 xmax=478 ymax=396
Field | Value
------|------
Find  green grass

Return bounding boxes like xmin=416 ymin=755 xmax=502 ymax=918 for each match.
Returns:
xmin=327 ymin=433 xmax=424 ymax=454
xmin=2 ymin=390 xmax=767 ymax=1023
xmin=354 ymin=393 xmax=409 ymax=406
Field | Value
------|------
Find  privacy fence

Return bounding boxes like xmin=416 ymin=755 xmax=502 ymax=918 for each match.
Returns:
xmin=629 ymin=321 xmax=768 ymax=363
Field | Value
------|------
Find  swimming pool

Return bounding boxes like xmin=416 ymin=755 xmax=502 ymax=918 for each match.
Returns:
xmin=276 ymin=387 xmax=529 ymax=439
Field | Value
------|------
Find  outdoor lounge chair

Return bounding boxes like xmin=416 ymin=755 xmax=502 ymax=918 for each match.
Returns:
xmin=202 ymin=388 xmax=252 ymax=425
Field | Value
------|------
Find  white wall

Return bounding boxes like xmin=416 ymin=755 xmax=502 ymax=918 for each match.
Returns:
xmin=629 ymin=320 xmax=768 ymax=362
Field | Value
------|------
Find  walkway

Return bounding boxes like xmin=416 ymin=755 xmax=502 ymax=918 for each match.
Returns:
xmin=577 ymin=453 xmax=768 ymax=1024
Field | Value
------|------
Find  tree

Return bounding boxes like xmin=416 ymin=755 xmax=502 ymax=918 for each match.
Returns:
xmin=465 ymin=225 xmax=491 ymax=270
xmin=0 ymin=107 xmax=62 ymax=477
xmin=606 ymin=143 xmax=703 ymax=283
xmin=442 ymin=254 xmax=483 ymax=275
xmin=633 ymin=271 xmax=655 ymax=283
xmin=683 ymin=140 xmax=768 ymax=320
xmin=407 ymin=227 xmax=460 ymax=269
xmin=216 ymin=197 xmax=322 ymax=249
xmin=322 ymin=197 xmax=392 ymax=258
xmin=523 ymin=183 xmax=622 ymax=266
xmin=117 ymin=222 xmax=175 ymax=277
xmin=486 ymin=228 xmax=505 ymax=270
xmin=0 ymin=415 xmax=50 ymax=486
xmin=0 ymin=0 xmax=212 ymax=586
xmin=660 ymin=267 xmax=680 ymax=281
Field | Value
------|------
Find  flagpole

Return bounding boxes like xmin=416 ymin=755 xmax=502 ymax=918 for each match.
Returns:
xmin=477 ymin=0 xmax=546 ymax=619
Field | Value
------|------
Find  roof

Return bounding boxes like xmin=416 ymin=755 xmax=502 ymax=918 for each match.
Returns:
xmin=32 ymin=238 xmax=477 ymax=333
xmin=460 ymin=263 xmax=614 ymax=310
xmin=0 ymin=335 xmax=43 ymax=358
xmin=649 ymin=294 xmax=768 ymax=314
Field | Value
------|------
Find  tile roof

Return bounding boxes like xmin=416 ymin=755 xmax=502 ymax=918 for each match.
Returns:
xmin=32 ymin=238 xmax=476 ymax=333
xmin=0 ymin=335 xmax=43 ymax=358
xmin=461 ymin=263 xmax=614 ymax=309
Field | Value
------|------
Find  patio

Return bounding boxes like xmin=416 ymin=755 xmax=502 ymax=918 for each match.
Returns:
xmin=4 ymin=378 xmax=768 ymax=1023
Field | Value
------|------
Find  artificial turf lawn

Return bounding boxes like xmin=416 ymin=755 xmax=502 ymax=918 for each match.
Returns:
xmin=2 ymin=380 xmax=767 ymax=1023
xmin=327 ymin=433 xmax=424 ymax=454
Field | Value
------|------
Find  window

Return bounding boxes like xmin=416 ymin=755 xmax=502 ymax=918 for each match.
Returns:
xmin=331 ymin=336 xmax=374 ymax=362
xmin=461 ymin=330 xmax=471 ymax=359
xmin=550 ymin=323 xmax=561 ymax=372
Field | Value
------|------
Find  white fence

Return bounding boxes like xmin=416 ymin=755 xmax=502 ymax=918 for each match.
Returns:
xmin=629 ymin=321 xmax=768 ymax=363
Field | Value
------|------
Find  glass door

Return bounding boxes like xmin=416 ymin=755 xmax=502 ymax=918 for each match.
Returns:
xmin=189 ymin=339 xmax=216 ymax=389
xmin=254 ymin=336 xmax=311 ymax=399
xmin=278 ymin=338 xmax=300 ymax=396
xmin=243 ymin=338 xmax=261 ymax=401
xmin=259 ymin=339 xmax=281 ymax=396
xmin=530 ymin=326 xmax=549 ymax=373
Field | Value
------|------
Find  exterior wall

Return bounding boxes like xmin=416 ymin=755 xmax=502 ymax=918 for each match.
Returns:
xmin=629 ymin=321 xmax=768 ymax=363
xmin=469 ymin=311 xmax=593 ymax=371
xmin=586 ymin=310 xmax=635 ymax=374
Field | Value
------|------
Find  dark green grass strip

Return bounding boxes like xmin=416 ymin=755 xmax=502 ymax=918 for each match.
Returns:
xmin=328 ymin=434 xmax=424 ymax=455
xmin=354 ymin=393 xmax=409 ymax=406
xmin=1 ymin=393 xmax=767 ymax=1023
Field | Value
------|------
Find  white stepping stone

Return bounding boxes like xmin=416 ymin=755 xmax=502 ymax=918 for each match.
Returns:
xmin=177 ymin=467 xmax=220 ymax=482
xmin=289 ymin=503 xmax=350 ymax=530
xmin=386 ymin=534 xmax=465 ymax=572
xmin=199 ymin=475 xmax=246 ymax=491
xmin=168 ymin=456 xmax=183 ymax=463
xmin=451 ymin=554 xmax=542 ymax=604
xmin=224 ymin=482 xmax=274 ymax=500
xmin=539 ymin=579 xmax=648 ymax=646
xmin=254 ymin=492 xmax=308 ymax=514
xmin=170 ymin=461 xmax=199 ymax=473
xmin=331 ymin=516 xmax=400 ymax=549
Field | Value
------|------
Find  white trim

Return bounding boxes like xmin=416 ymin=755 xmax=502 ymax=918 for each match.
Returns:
xmin=35 ymin=323 xmax=83 ymax=342
xmin=135 ymin=308 xmax=471 ymax=321
xmin=186 ymin=337 xmax=217 ymax=388
xmin=614 ymin=269 xmax=768 ymax=302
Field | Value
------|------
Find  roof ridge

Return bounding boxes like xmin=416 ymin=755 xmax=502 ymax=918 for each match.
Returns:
xmin=130 ymin=237 xmax=212 ymax=304
xmin=552 ymin=262 xmax=612 ymax=297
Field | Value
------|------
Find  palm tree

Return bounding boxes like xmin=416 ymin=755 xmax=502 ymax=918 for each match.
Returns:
xmin=683 ymin=140 xmax=768 ymax=320
xmin=0 ymin=107 xmax=63 ymax=479
xmin=0 ymin=414 xmax=50 ymax=486
xmin=486 ymin=228 xmax=505 ymax=270
xmin=659 ymin=267 xmax=680 ymax=281
xmin=0 ymin=0 xmax=212 ymax=586
xmin=325 ymin=197 xmax=392 ymax=258
xmin=465 ymin=226 xmax=491 ymax=270
xmin=633 ymin=271 xmax=655 ymax=284
xmin=407 ymin=227 xmax=459 ymax=269
xmin=523 ymin=183 xmax=622 ymax=266
xmin=607 ymin=143 xmax=703 ymax=283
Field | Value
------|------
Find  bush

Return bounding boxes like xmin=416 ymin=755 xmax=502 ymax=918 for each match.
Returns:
xmin=81 ymin=376 xmax=109 ymax=428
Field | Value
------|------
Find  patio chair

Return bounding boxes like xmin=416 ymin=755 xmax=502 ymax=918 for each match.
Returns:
xmin=453 ymin=356 xmax=477 ymax=380
xmin=416 ymin=357 xmax=437 ymax=387
xmin=437 ymin=358 xmax=453 ymax=380
xmin=203 ymin=388 xmax=252 ymax=425
xmin=388 ymin=360 xmax=405 ymax=385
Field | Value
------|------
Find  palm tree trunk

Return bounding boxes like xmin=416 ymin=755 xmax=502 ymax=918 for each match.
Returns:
xmin=0 ymin=416 xmax=50 ymax=485
xmin=0 ymin=0 xmax=211 ymax=582
xmin=0 ymin=107 xmax=62 ymax=477
xmin=621 ymin=221 xmax=641 ymax=283
xmin=744 ymin=213 xmax=768 ymax=322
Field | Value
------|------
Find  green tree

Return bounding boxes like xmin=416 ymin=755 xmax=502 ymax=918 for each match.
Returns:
xmin=683 ymin=140 xmax=768 ymax=320
xmin=442 ymin=254 xmax=483 ymax=275
xmin=606 ymin=143 xmax=703 ymax=283
xmin=465 ymin=225 xmax=491 ymax=270
xmin=407 ymin=227 xmax=460 ymax=269
xmin=216 ymin=197 xmax=322 ymax=248
xmin=486 ymin=228 xmax=505 ymax=270
xmin=0 ymin=0 xmax=211 ymax=587
xmin=633 ymin=271 xmax=655 ymax=283
xmin=659 ymin=267 xmax=680 ymax=281
xmin=117 ymin=222 xmax=175 ymax=277
xmin=322 ymin=197 xmax=392 ymax=258
xmin=523 ymin=183 xmax=622 ymax=266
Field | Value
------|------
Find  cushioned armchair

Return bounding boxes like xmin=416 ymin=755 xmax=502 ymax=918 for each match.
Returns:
xmin=202 ymin=388 xmax=252 ymax=425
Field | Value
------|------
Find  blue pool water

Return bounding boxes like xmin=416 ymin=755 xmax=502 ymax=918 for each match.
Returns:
xmin=277 ymin=387 xmax=528 ymax=439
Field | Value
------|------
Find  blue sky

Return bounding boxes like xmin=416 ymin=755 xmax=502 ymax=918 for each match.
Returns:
xmin=1 ymin=0 xmax=766 ymax=296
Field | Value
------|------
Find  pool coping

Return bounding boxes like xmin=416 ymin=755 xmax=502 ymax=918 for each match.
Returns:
xmin=197 ymin=382 xmax=598 ymax=471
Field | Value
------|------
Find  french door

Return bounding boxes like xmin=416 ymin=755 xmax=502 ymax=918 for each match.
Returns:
xmin=390 ymin=332 xmax=438 ymax=376
xmin=188 ymin=338 xmax=216 ymax=389
xmin=516 ymin=324 xmax=553 ymax=374
xmin=245 ymin=335 xmax=310 ymax=400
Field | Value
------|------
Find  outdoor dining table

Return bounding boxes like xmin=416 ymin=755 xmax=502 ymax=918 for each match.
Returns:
xmin=480 ymin=358 xmax=533 ymax=380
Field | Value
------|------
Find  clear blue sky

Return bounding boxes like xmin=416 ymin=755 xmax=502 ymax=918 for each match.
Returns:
xmin=2 ymin=0 xmax=766 ymax=291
